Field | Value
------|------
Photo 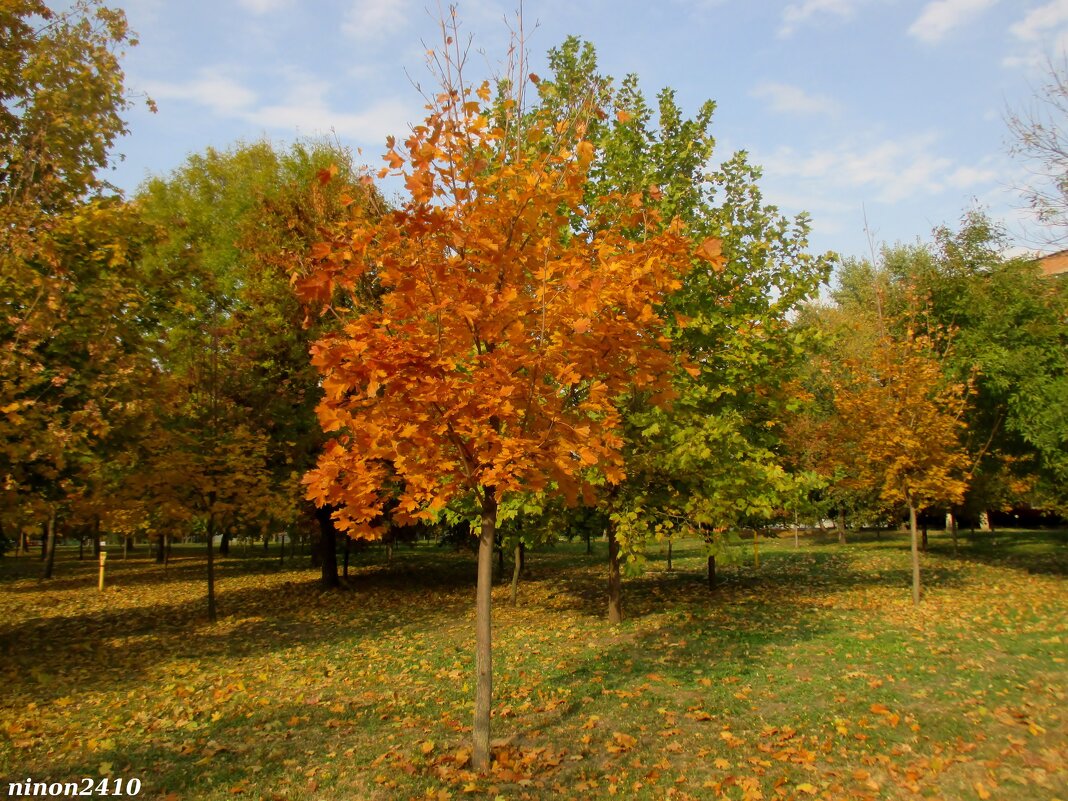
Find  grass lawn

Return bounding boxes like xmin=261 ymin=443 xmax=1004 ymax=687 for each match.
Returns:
xmin=1 ymin=528 xmax=1065 ymax=800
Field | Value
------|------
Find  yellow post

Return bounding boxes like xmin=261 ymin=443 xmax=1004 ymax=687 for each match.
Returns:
xmin=753 ymin=529 xmax=760 ymax=569
xmin=98 ymin=551 xmax=107 ymax=591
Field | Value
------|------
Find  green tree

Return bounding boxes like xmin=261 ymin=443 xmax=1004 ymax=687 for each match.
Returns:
xmin=532 ymin=39 xmax=832 ymax=617
xmin=829 ymin=214 xmax=1068 ymax=518
xmin=135 ymin=139 xmax=366 ymax=615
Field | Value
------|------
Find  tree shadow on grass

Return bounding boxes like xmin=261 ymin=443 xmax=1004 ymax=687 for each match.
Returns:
xmin=7 ymin=695 xmax=406 ymax=801
xmin=0 ymin=558 xmax=477 ymax=706
xmin=516 ymin=547 xmax=967 ymax=625
xmin=925 ymin=529 xmax=1068 ymax=577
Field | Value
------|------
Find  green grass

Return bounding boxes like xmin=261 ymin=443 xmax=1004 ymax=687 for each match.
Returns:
xmin=1 ymin=529 xmax=1065 ymax=800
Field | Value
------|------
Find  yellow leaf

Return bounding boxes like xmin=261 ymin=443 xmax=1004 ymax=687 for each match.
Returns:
xmin=975 ymin=781 xmax=991 ymax=799
xmin=98 ymin=762 xmax=113 ymax=776
xmin=796 ymin=783 xmax=818 ymax=795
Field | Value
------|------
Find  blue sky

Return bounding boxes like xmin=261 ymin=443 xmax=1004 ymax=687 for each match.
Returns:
xmin=110 ymin=0 xmax=1068 ymax=262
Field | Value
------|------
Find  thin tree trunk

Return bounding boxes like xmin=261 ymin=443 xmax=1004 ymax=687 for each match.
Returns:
xmin=909 ymin=500 xmax=921 ymax=606
xmin=40 ymin=524 xmax=47 ymax=560
xmin=156 ymin=534 xmax=165 ymax=564
xmin=510 ymin=542 xmax=521 ymax=607
xmin=585 ymin=527 xmax=592 ymax=555
xmin=78 ymin=534 xmax=84 ymax=561
xmin=219 ymin=530 xmax=230 ymax=557
xmin=343 ymin=534 xmax=350 ymax=578
xmin=164 ymin=533 xmax=170 ymax=567
xmin=837 ymin=509 xmax=846 ymax=545
xmin=92 ymin=517 xmax=101 ymax=558
xmin=666 ymin=538 xmax=673 ymax=572
xmin=707 ymin=554 xmax=717 ymax=590
xmin=753 ymin=529 xmax=760 ymax=568
xmin=122 ymin=536 xmax=129 ymax=560
xmin=279 ymin=532 xmax=285 ymax=566
xmin=950 ymin=512 xmax=958 ymax=556
xmin=206 ymin=517 xmax=217 ymax=623
xmin=607 ymin=524 xmax=622 ymax=625
xmin=41 ymin=508 xmax=58 ymax=580
xmin=385 ymin=539 xmax=393 ymax=563
xmin=473 ymin=487 xmax=497 ymax=773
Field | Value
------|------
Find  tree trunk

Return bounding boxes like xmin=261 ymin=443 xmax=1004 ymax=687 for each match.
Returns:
xmin=41 ymin=508 xmax=58 ymax=580
xmin=510 ymin=542 xmax=521 ymax=607
xmin=385 ymin=539 xmax=393 ymax=563
xmin=837 ymin=508 xmax=846 ymax=545
xmin=666 ymin=538 xmax=673 ymax=572
xmin=219 ymin=530 xmax=230 ymax=556
xmin=40 ymin=524 xmax=47 ymax=560
xmin=78 ymin=534 xmax=84 ymax=561
xmin=585 ymin=527 xmax=592 ymax=555
xmin=92 ymin=517 xmax=101 ymax=557
xmin=313 ymin=507 xmax=340 ymax=589
xmin=753 ymin=529 xmax=760 ymax=568
xmin=909 ymin=500 xmax=921 ymax=606
xmin=979 ymin=511 xmax=990 ymax=532
xmin=164 ymin=533 xmax=170 ymax=567
xmin=122 ymin=536 xmax=129 ymax=560
xmin=949 ymin=512 xmax=958 ymax=556
xmin=473 ymin=487 xmax=497 ymax=773
xmin=279 ymin=532 xmax=285 ymax=566
xmin=156 ymin=534 xmax=165 ymax=564
xmin=707 ymin=554 xmax=717 ymax=590
xmin=206 ymin=518 xmax=217 ymax=623
xmin=607 ymin=523 xmax=622 ymax=625
xmin=343 ymin=534 xmax=351 ymax=579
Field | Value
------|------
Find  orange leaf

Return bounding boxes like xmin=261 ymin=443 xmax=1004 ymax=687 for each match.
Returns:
xmin=697 ymin=237 xmax=724 ymax=270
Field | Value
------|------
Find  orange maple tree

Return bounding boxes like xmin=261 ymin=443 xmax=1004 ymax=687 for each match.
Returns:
xmin=295 ymin=63 xmax=702 ymax=766
xmin=830 ymin=329 xmax=970 ymax=605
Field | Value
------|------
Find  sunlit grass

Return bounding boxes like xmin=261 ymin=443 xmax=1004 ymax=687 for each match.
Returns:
xmin=1 ymin=529 xmax=1065 ymax=800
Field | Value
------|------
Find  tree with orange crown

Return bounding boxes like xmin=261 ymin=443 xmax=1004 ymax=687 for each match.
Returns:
xmin=294 ymin=28 xmax=706 ymax=770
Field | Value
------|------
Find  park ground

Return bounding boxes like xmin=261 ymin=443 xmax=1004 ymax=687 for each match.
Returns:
xmin=1 ymin=529 xmax=1066 ymax=801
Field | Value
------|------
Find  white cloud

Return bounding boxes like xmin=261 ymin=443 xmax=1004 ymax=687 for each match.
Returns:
xmin=145 ymin=68 xmax=415 ymax=146
xmin=908 ymin=0 xmax=999 ymax=44
xmin=145 ymin=70 xmax=258 ymax=115
xmin=1003 ymin=1 xmax=1068 ymax=69
xmin=758 ymin=134 xmax=1000 ymax=204
xmin=778 ymin=0 xmax=866 ymax=38
xmin=751 ymin=82 xmax=839 ymax=115
xmin=235 ymin=0 xmax=292 ymax=13
xmin=1010 ymin=0 xmax=1068 ymax=39
xmin=342 ymin=0 xmax=411 ymax=43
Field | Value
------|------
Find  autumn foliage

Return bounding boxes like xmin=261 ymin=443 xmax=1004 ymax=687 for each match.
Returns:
xmin=297 ymin=83 xmax=696 ymax=537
